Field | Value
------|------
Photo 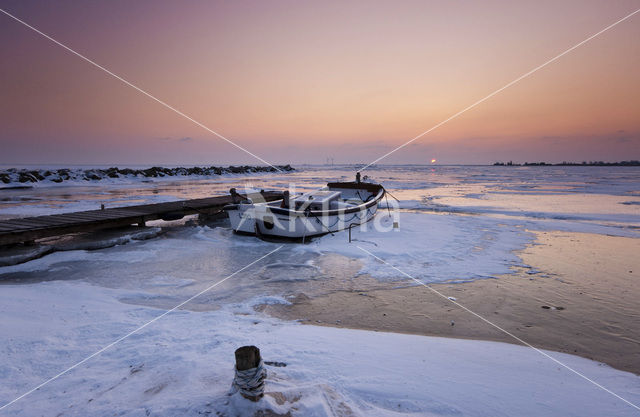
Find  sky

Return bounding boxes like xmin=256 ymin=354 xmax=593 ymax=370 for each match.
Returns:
xmin=1 ymin=0 xmax=639 ymax=166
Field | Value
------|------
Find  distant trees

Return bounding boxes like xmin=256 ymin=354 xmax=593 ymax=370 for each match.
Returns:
xmin=492 ymin=160 xmax=640 ymax=167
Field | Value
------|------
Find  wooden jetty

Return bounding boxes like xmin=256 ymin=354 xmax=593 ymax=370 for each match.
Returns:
xmin=0 ymin=190 xmax=283 ymax=246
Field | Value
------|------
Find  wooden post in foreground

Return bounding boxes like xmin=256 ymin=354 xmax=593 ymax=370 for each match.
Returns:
xmin=235 ymin=345 xmax=260 ymax=371
xmin=234 ymin=345 xmax=264 ymax=401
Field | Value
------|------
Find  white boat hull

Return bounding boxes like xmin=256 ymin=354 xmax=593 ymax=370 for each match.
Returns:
xmin=224 ymin=182 xmax=385 ymax=239
xmin=227 ymin=203 xmax=379 ymax=238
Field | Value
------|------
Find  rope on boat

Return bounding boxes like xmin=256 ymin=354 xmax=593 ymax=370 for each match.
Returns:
xmin=313 ymin=215 xmax=335 ymax=236
xmin=312 ymin=206 xmax=376 ymax=239
xmin=302 ymin=207 xmax=311 ymax=243
xmin=382 ymin=187 xmax=400 ymax=203
xmin=232 ymin=359 xmax=266 ymax=398
xmin=384 ymin=193 xmax=391 ymax=216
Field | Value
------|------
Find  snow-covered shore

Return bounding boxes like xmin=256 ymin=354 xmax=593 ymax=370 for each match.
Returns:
xmin=0 ymin=280 xmax=638 ymax=417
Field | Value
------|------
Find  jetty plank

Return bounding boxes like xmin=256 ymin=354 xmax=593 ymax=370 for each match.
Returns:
xmin=0 ymin=191 xmax=282 ymax=246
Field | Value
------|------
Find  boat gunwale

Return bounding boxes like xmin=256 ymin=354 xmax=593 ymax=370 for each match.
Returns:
xmin=224 ymin=183 xmax=385 ymax=218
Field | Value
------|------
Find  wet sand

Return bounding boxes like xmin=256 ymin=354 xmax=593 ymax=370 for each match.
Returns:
xmin=262 ymin=231 xmax=640 ymax=374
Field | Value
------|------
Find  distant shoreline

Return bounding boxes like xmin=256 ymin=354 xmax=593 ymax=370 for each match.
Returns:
xmin=493 ymin=160 xmax=640 ymax=166
xmin=0 ymin=164 xmax=294 ymax=185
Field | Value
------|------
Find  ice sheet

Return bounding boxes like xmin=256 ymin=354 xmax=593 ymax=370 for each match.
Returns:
xmin=0 ymin=280 xmax=638 ymax=416
xmin=295 ymin=212 xmax=533 ymax=283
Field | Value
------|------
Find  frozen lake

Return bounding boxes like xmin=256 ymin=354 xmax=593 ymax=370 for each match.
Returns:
xmin=1 ymin=165 xmax=639 ymax=416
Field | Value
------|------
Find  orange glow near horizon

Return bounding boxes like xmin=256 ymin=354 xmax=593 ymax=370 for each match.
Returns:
xmin=1 ymin=1 xmax=639 ymax=165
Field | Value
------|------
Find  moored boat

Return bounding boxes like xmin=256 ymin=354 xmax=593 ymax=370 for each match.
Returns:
xmin=223 ymin=178 xmax=385 ymax=239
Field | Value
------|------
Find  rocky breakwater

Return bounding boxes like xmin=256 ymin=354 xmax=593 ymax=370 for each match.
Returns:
xmin=0 ymin=165 xmax=294 ymax=185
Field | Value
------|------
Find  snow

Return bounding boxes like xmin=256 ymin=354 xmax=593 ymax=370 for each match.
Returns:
xmin=0 ymin=280 xmax=638 ymax=417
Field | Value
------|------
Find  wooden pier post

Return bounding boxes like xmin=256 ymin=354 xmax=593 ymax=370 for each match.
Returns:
xmin=233 ymin=345 xmax=265 ymax=401
xmin=230 ymin=188 xmax=239 ymax=203
xmin=235 ymin=345 xmax=260 ymax=372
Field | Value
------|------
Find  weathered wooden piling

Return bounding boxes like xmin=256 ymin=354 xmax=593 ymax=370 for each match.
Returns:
xmin=233 ymin=345 xmax=266 ymax=401
xmin=235 ymin=345 xmax=261 ymax=372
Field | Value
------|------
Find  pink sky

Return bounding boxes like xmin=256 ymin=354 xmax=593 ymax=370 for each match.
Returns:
xmin=1 ymin=0 xmax=639 ymax=165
